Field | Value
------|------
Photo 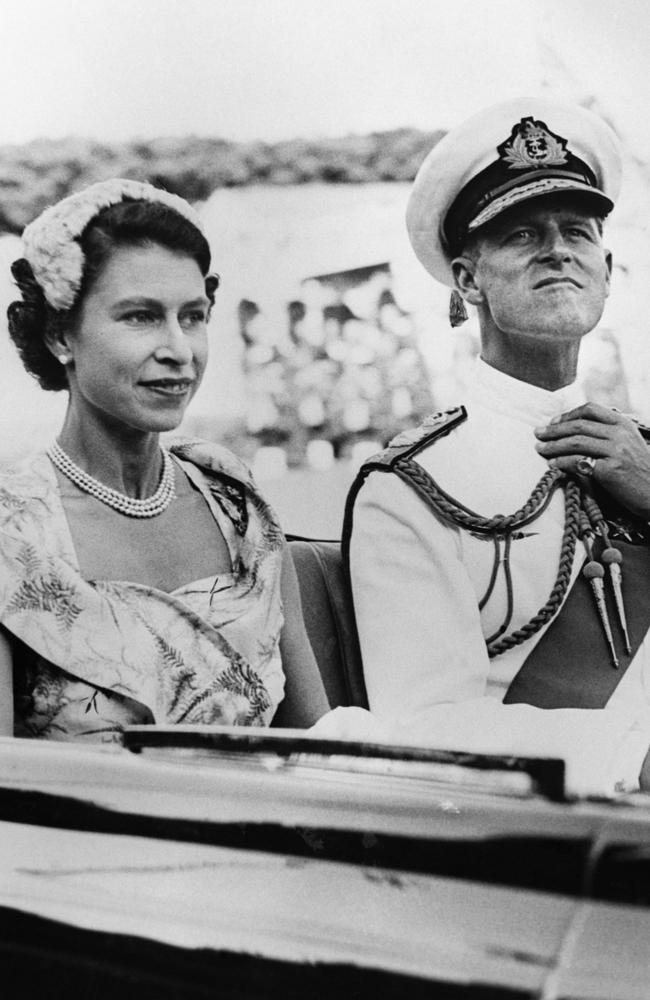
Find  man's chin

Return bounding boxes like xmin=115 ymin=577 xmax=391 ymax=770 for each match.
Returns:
xmin=522 ymin=312 xmax=601 ymax=342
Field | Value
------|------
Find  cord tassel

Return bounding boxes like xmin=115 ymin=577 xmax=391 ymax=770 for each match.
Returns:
xmin=599 ymin=523 xmax=631 ymax=654
xmin=583 ymin=560 xmax=619 ymax=668
xmin=601 ymin=545 xmax=631 ymax=654
xmin=580 ymin=513 xmax=619 ymax=668
xmin=580 ymin=521 xmax=619 ymax=669
xmin=580 ymin=491 xmax=630 ymax=662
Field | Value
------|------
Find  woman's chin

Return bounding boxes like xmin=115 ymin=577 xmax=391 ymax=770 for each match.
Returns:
xmin=118 ymin=408 xmax=188 ymax=437
xmin=149 ymin=412 xmax=188 ymax=434
xmin=134 ymin=396 xmax=195 ymax=434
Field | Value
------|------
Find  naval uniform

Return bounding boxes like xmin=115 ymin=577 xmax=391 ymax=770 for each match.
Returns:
xmin=345 ymin=360 xmax=650 ymax=796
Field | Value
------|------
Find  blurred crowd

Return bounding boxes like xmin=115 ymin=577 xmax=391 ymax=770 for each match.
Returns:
xmin=237 ymin=264 xmax=436 ymax=472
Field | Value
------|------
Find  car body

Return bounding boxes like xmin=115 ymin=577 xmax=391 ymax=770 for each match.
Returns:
xmin=2 ymin=729 xmax=650 ymax=999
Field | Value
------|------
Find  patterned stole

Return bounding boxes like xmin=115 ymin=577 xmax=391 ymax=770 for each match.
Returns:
xmin=504 ymin=536 xmax=650 ymax=709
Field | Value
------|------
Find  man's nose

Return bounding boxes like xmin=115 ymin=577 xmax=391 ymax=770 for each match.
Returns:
xmin=539 ymin=225 xmax=572 ymax=261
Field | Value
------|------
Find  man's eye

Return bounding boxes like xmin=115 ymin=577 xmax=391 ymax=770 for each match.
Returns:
xmin=502 ymin=228 xmax=534 ymax=244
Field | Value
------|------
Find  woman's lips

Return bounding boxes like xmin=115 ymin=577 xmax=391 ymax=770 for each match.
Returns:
xmin=140 ymin=378 xmax=194 ymax=396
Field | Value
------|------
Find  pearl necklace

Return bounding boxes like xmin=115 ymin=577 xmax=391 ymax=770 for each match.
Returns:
xmin=47 ymin=442 xmax=176 ymax=518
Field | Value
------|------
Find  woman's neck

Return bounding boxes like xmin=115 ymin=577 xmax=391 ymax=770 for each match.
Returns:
xmin=57 ymin=410 xmax=163 ymax=499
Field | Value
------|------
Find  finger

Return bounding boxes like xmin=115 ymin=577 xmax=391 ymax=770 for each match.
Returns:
xmin=549 ymin=403 xmax=619 ymax=426
xmin=535 ymin=430 xmax=613 ymax=453
xmin=535 ymin=420 xmax=611 ymax=441
xmin=546 ymin=454 xmax=600 ymax=477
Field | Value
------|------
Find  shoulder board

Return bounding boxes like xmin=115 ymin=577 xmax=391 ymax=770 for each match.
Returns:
xmin=364 ymin=406 xmax=467 ymax=469
xmin=342 ymin=406 xmax=467 ymax=562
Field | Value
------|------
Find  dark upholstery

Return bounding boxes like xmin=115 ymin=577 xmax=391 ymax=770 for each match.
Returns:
xmin=288 ymin=538 xmax=368 ymax=709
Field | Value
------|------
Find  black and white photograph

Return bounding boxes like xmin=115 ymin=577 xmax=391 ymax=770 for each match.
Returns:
xmin=0 ymin=1 xmax=649 ymax=996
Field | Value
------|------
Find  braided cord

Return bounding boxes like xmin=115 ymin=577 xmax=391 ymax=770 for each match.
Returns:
xmin=485 ymin=533 xmax=516 ymax=646
xmin=393 ymin=456 xmax=582 ymax=658
xmin=395 ymin=458 xmax=564 ymax=536
xmin=486 ymin=479 xmax=581 ymax=656
xmin=478 ymin=535 xmax=501 ymax=611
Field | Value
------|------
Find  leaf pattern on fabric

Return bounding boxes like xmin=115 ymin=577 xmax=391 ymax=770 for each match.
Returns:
xmin=206 ymin=478 xmax=248 ymax=537
xmin=84 ymin=689 xmax=100 ymax=715
xmin=173 ymin=440 xmax=252 ymax=536
xmin=245 ymin=486 xmax=285 ymax=552
xmin=0 ymin=487 xmax=28 ymax=515
xmin=217 ymin=660 xmax=272 ymax=722
xmin=7 ymin=571 xmax=83 ymax=630
xmin=15 ymin=542 xmax=41 ymax=579
xmin=152 ymin=632 xmax=188 ymax=675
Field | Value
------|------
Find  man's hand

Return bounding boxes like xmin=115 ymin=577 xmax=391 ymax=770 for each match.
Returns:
xmin=535 ymin=403 xmax=650 ymax=518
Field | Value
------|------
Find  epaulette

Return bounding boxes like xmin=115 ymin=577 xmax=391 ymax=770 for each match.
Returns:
xmin=367 ymin=406 xmax=467 ymax=467
xmin=341 ymin=407 xmax=467 ymax=563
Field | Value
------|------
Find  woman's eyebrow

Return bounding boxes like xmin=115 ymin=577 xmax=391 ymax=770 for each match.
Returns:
xmin=112 ymin=296 xmax=160 ymax=309
xmin=183 ymin=296 xmax=211 ymax=308
xmin=111 ymin=295 xmax=211 ymax=309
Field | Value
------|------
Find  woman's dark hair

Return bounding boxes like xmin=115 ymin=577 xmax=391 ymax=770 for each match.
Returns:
xmin=8 ymin=198 xmax=219 ymax=391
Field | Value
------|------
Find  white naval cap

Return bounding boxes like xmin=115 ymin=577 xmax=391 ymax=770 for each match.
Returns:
xmin=406 ymin=97 xmax=622 ymax=288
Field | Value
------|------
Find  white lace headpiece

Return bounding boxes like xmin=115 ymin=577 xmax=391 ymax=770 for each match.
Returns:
xmin=22 ymin=178 xmax=206 ymax=311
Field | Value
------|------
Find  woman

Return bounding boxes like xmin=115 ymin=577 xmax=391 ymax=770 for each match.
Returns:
xmin=0 ymin=178 xmax=332 ymax=740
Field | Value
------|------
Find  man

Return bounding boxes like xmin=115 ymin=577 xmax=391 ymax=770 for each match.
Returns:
xmin=343 ymin=98 xmax=650 ymax=796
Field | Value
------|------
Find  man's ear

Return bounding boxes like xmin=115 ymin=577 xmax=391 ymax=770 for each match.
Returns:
xmin=604 ymin=249 xmax=613 ymax=298
xmin=451 ymin=255 xmax=484 ymax=307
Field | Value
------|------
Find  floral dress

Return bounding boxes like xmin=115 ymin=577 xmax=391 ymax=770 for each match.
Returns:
xmin=0 ymin=440 xmax=286 ymax=741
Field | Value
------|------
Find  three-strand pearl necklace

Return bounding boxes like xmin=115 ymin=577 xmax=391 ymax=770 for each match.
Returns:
xmin=47 ymin=442 xmax=176 ymax=518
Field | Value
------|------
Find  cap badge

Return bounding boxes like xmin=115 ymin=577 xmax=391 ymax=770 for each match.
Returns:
xmin=498 ymin=117 xmax=569 ymax=170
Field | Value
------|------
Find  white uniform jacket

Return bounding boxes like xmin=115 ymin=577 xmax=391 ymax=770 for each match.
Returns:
xmin=348 ymin=359 xmax=650 ymax=796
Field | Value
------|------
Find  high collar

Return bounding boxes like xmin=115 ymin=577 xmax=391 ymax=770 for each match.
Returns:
xmin=468 ymin=357 xmax=585 ymax=428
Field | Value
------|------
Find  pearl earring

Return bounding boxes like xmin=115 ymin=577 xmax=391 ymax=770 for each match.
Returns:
xmin=58 ymin=353 xmax=70 ymax=365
